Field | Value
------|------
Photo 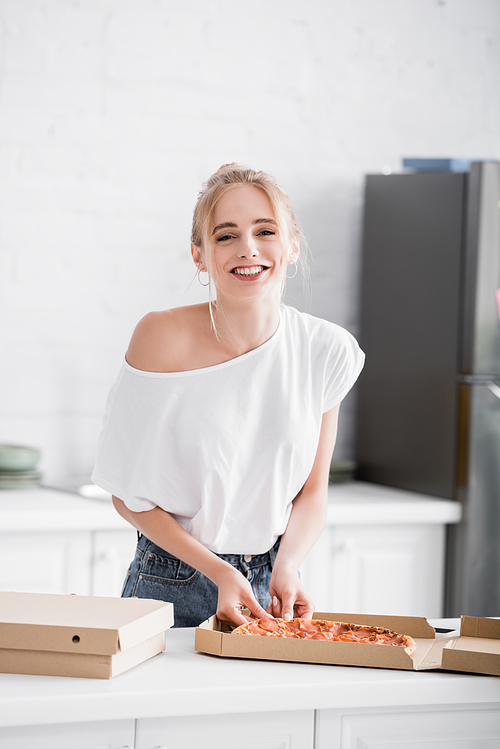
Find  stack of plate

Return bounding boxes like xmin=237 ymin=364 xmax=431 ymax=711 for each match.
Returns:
xmin=0 ymin=444 xmax=42 ymax=490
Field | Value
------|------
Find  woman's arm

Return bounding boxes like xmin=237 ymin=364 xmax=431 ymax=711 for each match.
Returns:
xmin=267 ymin=404 xmax=340 ymax=620
xmin=112 ymin=496 xmax=269 ymax=626
xmin=116 ymin=311 xmax=273 ymax=626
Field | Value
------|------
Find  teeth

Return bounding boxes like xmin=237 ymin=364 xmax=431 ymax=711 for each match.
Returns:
xmin=233 ymin=266 xmax=264 ymax=276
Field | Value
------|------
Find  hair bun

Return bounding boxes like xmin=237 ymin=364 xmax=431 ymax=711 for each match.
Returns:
xmin=206 ymin=163 xmax=248 ymax=188
xmin=215 ymin=162 xmax=245 ymax=173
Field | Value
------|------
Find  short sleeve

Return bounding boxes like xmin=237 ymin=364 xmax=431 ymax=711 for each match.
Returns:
xmin=323 ymin=326 xmax=365 ymax=412
xmin=91 ymin=364 xmax=158 ymax=512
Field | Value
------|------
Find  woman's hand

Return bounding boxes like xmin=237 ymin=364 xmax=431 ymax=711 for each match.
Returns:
xmin=266 ymin=561 xmax=315 ymax=621
xmin=215 ymin=564 xmax=271 ymax=627
xmin=264 ymin=408 xmax=340 ymax=621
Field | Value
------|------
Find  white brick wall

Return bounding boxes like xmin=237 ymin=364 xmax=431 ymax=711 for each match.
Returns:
xmin=1 ymin=0 xmax=499 ymax=481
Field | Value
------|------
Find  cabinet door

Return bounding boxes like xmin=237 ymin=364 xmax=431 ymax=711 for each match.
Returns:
xmin=301 ymin=523 xmax=445 ymax=617
xmin=136 ymin=710 xmax=314 ymax=749
xmin=316 ymin=704 xmax=500 ymax=748
xmin=0 ymin=719 xmax=135 ymax=749
xmin=91 ymin=530 xmax=137 ymax=597
xmin=0 ymin=531 xmax=92 ymax=595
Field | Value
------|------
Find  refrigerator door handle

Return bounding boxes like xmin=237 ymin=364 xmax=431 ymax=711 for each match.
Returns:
xmin=486 ymin=381 xmax=500 ymax=399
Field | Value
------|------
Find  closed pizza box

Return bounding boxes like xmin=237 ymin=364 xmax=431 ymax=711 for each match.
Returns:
xmin=0 ymin=591 xmax=174 ymax=679
xmin=441 ymin=616 xmax=500 ymax=677
xmin=195 ymin=611 xmax=445 ymax=672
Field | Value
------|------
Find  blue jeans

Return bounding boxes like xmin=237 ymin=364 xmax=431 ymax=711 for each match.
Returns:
xmin=121 ymin=534 xmax=281 ymax=628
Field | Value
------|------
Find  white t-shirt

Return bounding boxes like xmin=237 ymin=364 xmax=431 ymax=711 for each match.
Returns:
xmin=92 ymin=305 xmax=364 ymax=554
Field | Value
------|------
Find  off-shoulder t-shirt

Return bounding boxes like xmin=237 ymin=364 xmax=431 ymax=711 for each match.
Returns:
xmin=91 ymin=305 xmax=364 ymax=554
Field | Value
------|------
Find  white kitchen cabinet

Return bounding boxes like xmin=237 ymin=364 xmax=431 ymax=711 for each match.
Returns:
xmin=0 ymin=484 xmax=460 ymax=613
xmin=0 ymin=488 xmax=137 ymax=597
xmin=0 ymin=530 xmax=93 ymax=595
xmin=91 ymin=530 xmax=137 ymax=596
xmin=298 ymin=482 xmax=461 ymax=619
xmin=0 ymin=529 xmax=136 ymax=597
xmin=136 ymin=710 xmax=314 ymax=749
xmin=315 ymin=704 xmax=500 ymax=748
xmin=0 ymin=719 xmax=135 ymax=749
xmin=301 ymin=522 xmax=446 ymax=617
xmin=3 ymin=517 xmax=446 ymax=613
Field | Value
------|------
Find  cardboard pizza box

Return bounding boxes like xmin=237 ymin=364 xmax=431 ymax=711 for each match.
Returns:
xmin=441 ymin=616 xmax=500 ymax=677
xmin=195 ymin=610 xmax=446 ymax=672
xmin=0 ymin=591 xmax=174 ymax=679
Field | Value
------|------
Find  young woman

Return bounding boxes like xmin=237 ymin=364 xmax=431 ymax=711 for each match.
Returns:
xmin=92 ymin=164 xmax=364 ymax=628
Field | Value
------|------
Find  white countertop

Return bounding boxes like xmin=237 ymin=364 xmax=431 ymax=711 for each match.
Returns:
xmin=0 ymin=482 xmax=461 ymax=532
xmin=0 ymin=620 xmax=498 ymax=729
xmin=0 ymin=487 xmax=130 ymax=532
xmin=326 ymin=481 xmax=462 ymax=524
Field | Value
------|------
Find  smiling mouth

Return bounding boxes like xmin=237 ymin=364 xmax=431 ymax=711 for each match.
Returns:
xmin=232 ymin=265 xmax=267 ymax=276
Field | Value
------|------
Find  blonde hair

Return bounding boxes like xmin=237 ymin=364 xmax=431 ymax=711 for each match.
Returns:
xmin=191 ymin=163 xmax=308 ymax=290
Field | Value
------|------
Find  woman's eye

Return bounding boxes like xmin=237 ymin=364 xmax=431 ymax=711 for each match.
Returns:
xmin=258 ymin=229 xmax=275 ymax=236
xmin=216 ymin=234 xmax=234 ymax=242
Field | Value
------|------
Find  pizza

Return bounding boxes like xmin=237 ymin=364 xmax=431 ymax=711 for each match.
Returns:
xmin=232 ymin=617 xmax=417 ymax=655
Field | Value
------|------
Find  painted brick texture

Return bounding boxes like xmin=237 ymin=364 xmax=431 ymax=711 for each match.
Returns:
xmin=0 ymin=0 xmax=499 ymax=480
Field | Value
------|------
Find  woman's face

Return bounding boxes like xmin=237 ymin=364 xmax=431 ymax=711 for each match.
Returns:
xmin=193 ymin=184 xmax=298 ymax=301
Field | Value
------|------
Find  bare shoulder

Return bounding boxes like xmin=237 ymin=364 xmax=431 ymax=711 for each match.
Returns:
xmin=126 ymin=304 xmax=208 ymax=372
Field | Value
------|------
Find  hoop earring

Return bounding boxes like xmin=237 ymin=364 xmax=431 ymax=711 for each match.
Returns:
xmin=286 ymin=262 xmax=298 ymax=279
xmin=197 ymin=268 xmax=210 ymax=287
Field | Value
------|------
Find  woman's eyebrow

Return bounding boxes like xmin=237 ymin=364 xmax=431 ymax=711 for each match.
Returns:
xmin=211 ymin=217 xmax=277 ymax=236
xmin=254 ymin=218 xmax=277 ymax=226
xmin=211 ymin=221 xmax=237 ymax=235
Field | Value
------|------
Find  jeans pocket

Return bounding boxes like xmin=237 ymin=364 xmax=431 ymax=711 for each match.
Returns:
xmin=128 ymin=545 xmax=218 ymax=626
xmin=141 ymin=548 xmax=200 ymax=585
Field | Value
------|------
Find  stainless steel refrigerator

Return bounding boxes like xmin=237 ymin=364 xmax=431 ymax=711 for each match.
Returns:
xmin=354 ymin=161 xmax=500 ymax=617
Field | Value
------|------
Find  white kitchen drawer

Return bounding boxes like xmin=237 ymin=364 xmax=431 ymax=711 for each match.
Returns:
xmin=136 ymin=710 xmax=314 ymax=749
xmin=0 ymin=719 xmax=134 ymax=749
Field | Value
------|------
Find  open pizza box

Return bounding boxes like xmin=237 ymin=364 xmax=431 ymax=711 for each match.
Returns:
xmin=197 ymin=611 xmax=500 ymax=675
xmin=440 ymin=616 xmax=500 ymax=677
xmin=195 ymin=611 xmax=446 ymax=671
xmin=0 ymin=591 xmax=174 ymax=679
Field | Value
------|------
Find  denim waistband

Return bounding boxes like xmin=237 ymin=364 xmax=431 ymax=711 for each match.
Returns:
xmin=136 ymin=532 xmax=280 ymax=568
xmin=214 ymin=536 xmax=281 ymax=566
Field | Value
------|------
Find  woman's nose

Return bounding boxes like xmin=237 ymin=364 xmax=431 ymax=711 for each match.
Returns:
xmin=237 ymin=235 xmax=259 ymax=258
